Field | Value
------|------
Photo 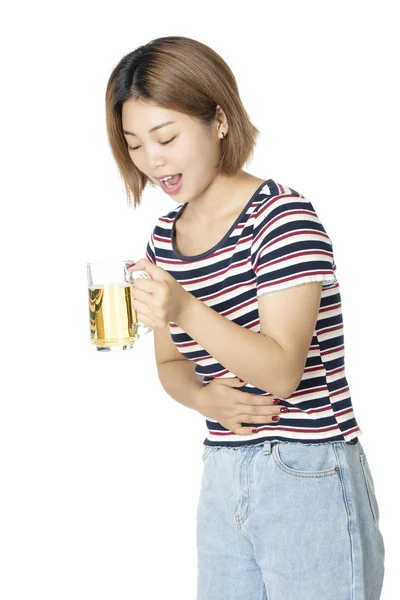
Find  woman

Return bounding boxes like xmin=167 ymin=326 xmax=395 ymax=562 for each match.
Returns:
xmin=105 ymin=36 xmax=385 ymax=600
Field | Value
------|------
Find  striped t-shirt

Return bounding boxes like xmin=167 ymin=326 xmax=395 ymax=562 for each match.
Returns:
xmin=145 ymin=178 xmax=362 ymax=447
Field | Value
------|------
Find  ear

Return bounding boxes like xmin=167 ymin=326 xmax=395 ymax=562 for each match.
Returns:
xmin=215 ymin=105 xmax=228 ymax=132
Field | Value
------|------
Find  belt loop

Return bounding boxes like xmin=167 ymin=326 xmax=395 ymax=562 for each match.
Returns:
xmin=263 ymin=441 xmax=272 ymax=455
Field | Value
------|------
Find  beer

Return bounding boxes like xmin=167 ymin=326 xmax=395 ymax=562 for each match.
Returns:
xmin=87 ymin=260 xmax=152 ymax=352
xmin=88 ymin=283 xmax=140 ymax=350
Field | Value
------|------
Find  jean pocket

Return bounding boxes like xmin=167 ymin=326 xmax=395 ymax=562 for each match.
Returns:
xmin=360 ymin=453 xmax=379 ymax=526
xmin=201 ymin=445 xmax=214 ymax=462
xmin=273 ymin=442 xmax=340 ymax=478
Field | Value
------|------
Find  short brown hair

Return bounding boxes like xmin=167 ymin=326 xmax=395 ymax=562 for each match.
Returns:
xmin=105 ymin=36 xmax=261 ymax=209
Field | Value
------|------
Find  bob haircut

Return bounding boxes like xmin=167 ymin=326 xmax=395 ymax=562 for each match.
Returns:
xmin=105 ymin=36 xmax=261 ymax=209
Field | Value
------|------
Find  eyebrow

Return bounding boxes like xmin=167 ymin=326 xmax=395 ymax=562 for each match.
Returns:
xmin=123 ymin=120 xmax=176 ymax=137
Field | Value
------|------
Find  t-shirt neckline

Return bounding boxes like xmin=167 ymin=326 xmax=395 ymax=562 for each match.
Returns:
xmin=171 ymin=178 xmax=273 ymax=261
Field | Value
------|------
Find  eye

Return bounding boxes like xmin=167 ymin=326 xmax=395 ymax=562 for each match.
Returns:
xmin=128 ymin=136 xmax=177 ymax=151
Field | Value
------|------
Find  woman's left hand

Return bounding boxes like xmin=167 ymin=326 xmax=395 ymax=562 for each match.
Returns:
xmin=127 ymin=258 xmax=190 ymax=329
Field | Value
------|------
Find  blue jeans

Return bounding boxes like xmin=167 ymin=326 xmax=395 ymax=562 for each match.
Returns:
xmin=196 ymin=439 xmax=385 ymax=599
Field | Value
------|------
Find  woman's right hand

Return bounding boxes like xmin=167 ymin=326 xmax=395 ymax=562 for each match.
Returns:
xmin=194 ymin=377 xmax=284 ymax=436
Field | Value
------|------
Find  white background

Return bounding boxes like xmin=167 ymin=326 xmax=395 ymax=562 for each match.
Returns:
xmin=1 ymin=1 xmax=398 ymax=598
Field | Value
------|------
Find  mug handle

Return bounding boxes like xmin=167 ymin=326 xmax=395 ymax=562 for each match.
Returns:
xmin=124 ymin=265 xmax=153 ymax=335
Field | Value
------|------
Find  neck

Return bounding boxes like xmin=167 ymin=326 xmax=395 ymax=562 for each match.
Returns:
xmin=183 ymin=171 xmax=258 ymax=227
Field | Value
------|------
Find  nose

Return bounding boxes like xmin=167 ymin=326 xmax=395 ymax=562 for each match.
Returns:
xmin=147 ymin=158 xmax=169 ymax=181
xmin=142 ymin=142 xmax=169 ymax=169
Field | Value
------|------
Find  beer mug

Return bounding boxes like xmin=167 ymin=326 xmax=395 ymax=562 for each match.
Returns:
xmin=87 ymin=260 xmax=152 ymax=352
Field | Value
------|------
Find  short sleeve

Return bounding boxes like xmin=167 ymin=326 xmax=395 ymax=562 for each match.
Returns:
xmin=251 ymin=190 xmax=337 ymax=297
xmin=145 ymin=229 xmax=157 ymax=265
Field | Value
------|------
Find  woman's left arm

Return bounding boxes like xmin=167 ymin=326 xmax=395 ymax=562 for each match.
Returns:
xmin=175 ymin=281 xmax=322 ymax=398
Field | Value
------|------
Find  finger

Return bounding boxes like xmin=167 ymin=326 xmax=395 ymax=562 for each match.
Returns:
xmin=131 ymin=298 xmax=148 ymax=311
xmin=131 ymin=286 xmax=152 ymax=302
xmin=235 ymin=413 xmax=282 ymax=424
xmin=133 ymin=311 xmax=155 ymax=328
xmin=233 ymin=426 xmax=258 ymax=436
xmin=236 ymin=399 xmax=277 ymax=415
xmin=133 ymin=276 xmax=161 ymax=290
xmin=215 ymin=377 xmax=244 ymax=386
xmin=132 ymin=279 xmax=158 ymax=294
xmin=243 ymin=393 xmax=278 ymax=405
xmin=127 ymin=258 xmax=164 ymax=281
xmin=132 ymin=301 xmax=154 ymax=324
xmin=126 ymin=258 xmax=147 ymax=271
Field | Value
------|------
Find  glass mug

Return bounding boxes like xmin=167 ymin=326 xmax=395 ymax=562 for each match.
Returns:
xmin=87 ymin=260 xmax=152 ymax=352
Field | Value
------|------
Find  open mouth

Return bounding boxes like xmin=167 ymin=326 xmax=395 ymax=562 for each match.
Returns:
xmin=160 ymin=173 xmax=183 ymax=192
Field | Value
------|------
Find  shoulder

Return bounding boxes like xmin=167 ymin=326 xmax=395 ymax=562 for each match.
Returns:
xmin=251 ymin=181 xmax=334 ymax=245
xmin=254 ymin=179 xmax=304 ymax=206
xmin=252 ymin=181 xmax=315 ymax=223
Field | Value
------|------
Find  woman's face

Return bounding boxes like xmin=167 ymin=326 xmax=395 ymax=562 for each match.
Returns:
xmin=121 ymin=99 xmax=224 ymax=202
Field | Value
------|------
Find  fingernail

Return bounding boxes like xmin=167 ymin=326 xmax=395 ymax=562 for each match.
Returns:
xmin=273 ymin=398 xmax=281 ymax=405
xmin=252 ymin=429 xmax=258 ymax=433
xmin=238 ymin=379 xmax=246 ymax=384
xmin=126 ymin=262 xmax=136 ymax=269
xmin=280 ymin=407 xmax=289 ymax=413
xmin=272 ymin=415 xmax=280 ymax=422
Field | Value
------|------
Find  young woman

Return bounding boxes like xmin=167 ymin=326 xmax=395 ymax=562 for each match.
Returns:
xmin=105 ymin=36 xmax=385 ymax=600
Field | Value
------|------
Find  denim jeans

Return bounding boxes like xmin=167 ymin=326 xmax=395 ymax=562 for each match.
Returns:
xmin=196 ymin=439 xmax=385 ymax=599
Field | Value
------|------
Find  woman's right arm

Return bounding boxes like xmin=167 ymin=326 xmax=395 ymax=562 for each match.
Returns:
xmin=153 ymin=326 xmax=281 ymax=433
xmin=154 ymin=324 xmax=204 ymax=412
xmin=157 ymin=359 xmax=204 ymax=412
